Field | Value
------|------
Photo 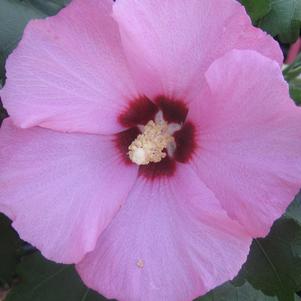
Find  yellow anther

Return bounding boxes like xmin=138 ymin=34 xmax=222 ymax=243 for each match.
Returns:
xmin=128 ymin=119 xmax=175 ymax=165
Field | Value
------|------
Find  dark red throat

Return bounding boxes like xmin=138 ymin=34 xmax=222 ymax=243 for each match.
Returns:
xmin=116 ymin=95 xmax=196 ymax=180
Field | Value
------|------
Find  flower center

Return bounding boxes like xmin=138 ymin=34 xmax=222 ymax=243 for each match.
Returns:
xmin=116 ymin=95 xmax=197 ymax=179
xmin=128 ymin=112 xmax=180 ymax=165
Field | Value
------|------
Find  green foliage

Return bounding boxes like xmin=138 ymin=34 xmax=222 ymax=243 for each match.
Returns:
xmin=289 ymin=78 xmax=301 ymax=105
xmin=286 ymin=194 xmax=301 ymax=224
xmin=0 ymin=214 xmax=21 ymax=286
xmin=241 ymin=0 xmax=301 ymax=43
xmin=0 ymin=103 xmax=8 ymax=125
xmin=240 ymin=0 xmax=271 ymax=22
xmin=235 ymin=218 xmax=301 ymax=301
xmin=0 ymin=0 xmax=69 ymax=83
xmin=197 ymin=195 xmax=301 ymax=301
xmin=28 ymin=0 xmax=70 ymax=16
xmin=283 ymin=54 xmax=301 ymax=105
xmin=197 ymin=282 xmax=277 ymax=301
xmin=5 ymin=252 xmax=109 ymax=301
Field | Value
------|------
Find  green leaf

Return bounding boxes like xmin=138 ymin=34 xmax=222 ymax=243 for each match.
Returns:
xmin=0 ymin=0 xmax=44 ymax=81
xmin=289 ymin=78 xmax=301 ymax=105
xmin=0 ymin=214 xmax=21 ymax=286
xmin=283 ymin=53 xmax=301 ymax=78
xmin=5 ymin=252 xmax=110 ymax=301
xmin=286 ymin=193 xmax=301 ymax=224
xmin=234 ymin=218 xmax=301 ymax=301
xmin=196 ymin=282 xmax=277 ymax=301
xmin=28 ymin=0 xmax=70 ymax=16
xmin=0 ymin=0 xmax=69 ymax=83
xmin=241 ymin=0 xmax=301 ymax=43
xmin=0 ymin=102 xmax=8 ymax=125
xmin=240 ymin=0 xmax=271 ymax=22
xmin=282 ymin=55 xmax=301 ymax=105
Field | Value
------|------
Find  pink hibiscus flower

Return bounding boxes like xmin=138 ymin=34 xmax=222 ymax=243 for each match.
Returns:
xmin=1 ymin=0 xmax=301 ymax=300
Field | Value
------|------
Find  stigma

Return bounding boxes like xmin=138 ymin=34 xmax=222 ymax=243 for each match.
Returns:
xmin=128 ymin=112 xmax=181 ymax=165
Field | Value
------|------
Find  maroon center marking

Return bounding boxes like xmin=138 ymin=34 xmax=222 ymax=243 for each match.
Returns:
xmin=155 ymin=95 xmax=188 ymax=123
xmin=139 ymin=156 xmax=176 ymax=180
xmin=115 ymin=127 xmax=140 ymax=165
xmin=174 ymin=122 xmax=196 ymax=163
xmin=115 ymin=96 xmax=196 ymax=180
xmin=118 ymin=96 xmax=158 ymax=128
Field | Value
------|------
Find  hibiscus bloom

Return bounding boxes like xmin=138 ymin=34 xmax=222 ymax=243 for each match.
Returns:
xmin=1 ymin=0 xmax=301 ymax=300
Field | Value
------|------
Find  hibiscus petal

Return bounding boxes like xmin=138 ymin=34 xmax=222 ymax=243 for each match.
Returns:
xmin=1 ymin=0 xmax=137 ymax=134
xmin=77 ymin=164 xmax=251 ymax=301
xmin=113 ymin=0 xmax=282 ymax=102
xmin=189 ymin=49 xmax=301 ymax=237
xmin=0 ymin=119 xmax=138 ymax=263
